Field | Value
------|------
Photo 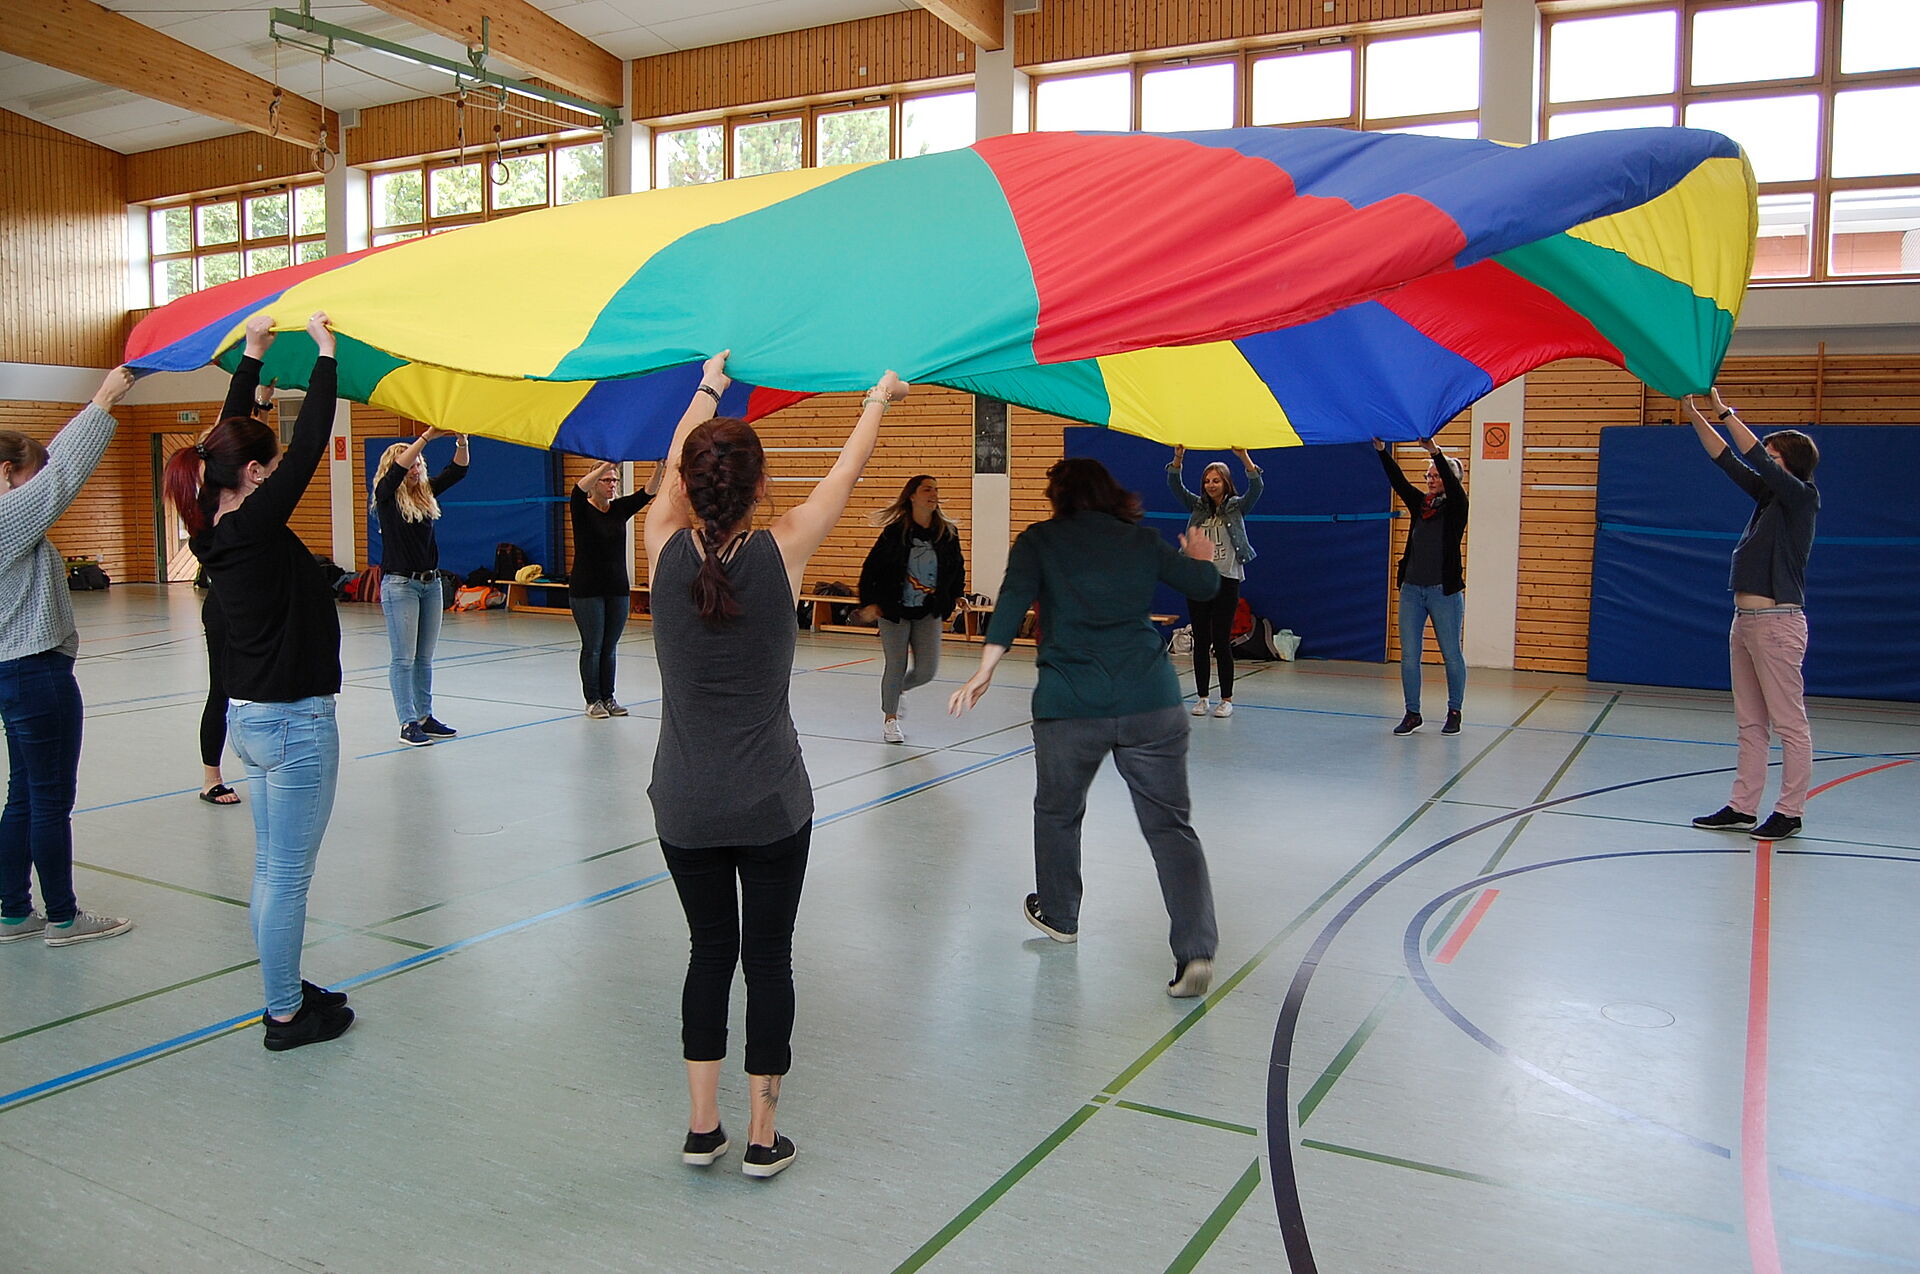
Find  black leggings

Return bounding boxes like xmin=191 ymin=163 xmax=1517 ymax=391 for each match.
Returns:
xmin=200 ymin=591 xmax=228 ymax=768
xmin=1190 ymin=577 xmax=1241 ymax=700
xmin=661 ymin=824 xmax=811 ymax=1075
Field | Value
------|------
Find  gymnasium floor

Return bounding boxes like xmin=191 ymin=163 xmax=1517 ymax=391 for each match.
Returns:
xmin=3 ymin=585 xmax=1915 ymax=1274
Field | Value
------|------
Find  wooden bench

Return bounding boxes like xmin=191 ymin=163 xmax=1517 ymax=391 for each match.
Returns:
xmin=794 ymin=592 xmax=1177 ymax=649
xmin=492 ymin=579 xmax=650 ymax=618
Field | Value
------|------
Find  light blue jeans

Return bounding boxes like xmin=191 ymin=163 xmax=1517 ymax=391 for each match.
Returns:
xmin=229 ymin=696 xmax=338 ymax=1019
xmin=1399 ymin=584 xmax=1466 ymax=714
xmin=381 ymin=575 xmax=441 ymax=724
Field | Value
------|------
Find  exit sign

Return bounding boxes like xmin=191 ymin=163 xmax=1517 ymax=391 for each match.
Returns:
xmin=176 ymin=410 xmax=200 ymax=424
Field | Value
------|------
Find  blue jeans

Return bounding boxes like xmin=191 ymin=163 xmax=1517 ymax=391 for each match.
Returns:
xmin=1399 ymin=584 xmax=1466 ymax=713
xmin=381 ymin=575 xmax=442 ymax=724
xmin=0 ymin=650 xmax=83 ymax=923
xmin=569 ymin=594 xmax=629 ymax=704
xmin=229 ymin=697 xmax=339 ymax=1018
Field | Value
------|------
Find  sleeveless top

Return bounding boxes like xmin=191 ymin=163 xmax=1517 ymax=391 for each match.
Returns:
xmin=648 ymin=529 xmax=813 ymax=848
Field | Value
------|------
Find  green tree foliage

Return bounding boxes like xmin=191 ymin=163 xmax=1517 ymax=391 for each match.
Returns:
xmin=432 ymin=163 xmax=483 ymax=217
xmin=818 ymin=107 xmax=890 ymax=165
xmin=557 ymin=142 xmax=605 ymax=203
xmin=733 ymin=118 xmax=801 ymax=177
xmin=376 ymin=171 xmax=423 ymax=226
xmin=493 ymin=154 xmax=548 ymax=209
xmin=247 ymin=192 xmax=289 ymax=239
xmin=200 ymin=252 xmax=240 ymax=289
xmin=198 ymin=202 xmax=238 ymax=246
xmin=660 ymin=126 xmax=724 ymax=186
xmin=152 ymin=206 xmax=191 ymax=254
xmin=295 ymin=186 xmax=328 ymax=236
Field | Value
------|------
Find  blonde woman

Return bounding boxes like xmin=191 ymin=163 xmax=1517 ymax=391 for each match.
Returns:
xmin=854 ymin=475 xmax=965 ymax=743
xmin=373 ymin=429 xmax=468 ymax=747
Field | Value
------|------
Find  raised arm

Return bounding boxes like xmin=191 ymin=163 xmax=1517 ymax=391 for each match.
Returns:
xmin=1421 ymin=438 xmax=1466 ymax=508
xmin=644 ymin=350 xmax=731 ymax=576
xmin=1232 ymin=447 xmax=1265 ymax=511
xmin=429 ymin=436 xmax=470 ymax=493
xmin=218 ymin=313 xmax=275 ymax=423
xmin=0 ymin=367 xmax=133 ymax=560
xmin=1166 ymin=445 xmax=1202 ymax=512
xmin=576 ymin=460 xmax=616 ymax=493
xmin=242 ymin=313 xmax=337 ymax=530
xmin=770 ymin=369 xmax=907 ymax=597
xmin=1684 ymin=393 xmax=1767 ymax=500
xmin=376 ymin=427 xmax=452 ymax=502
xmin=1373 ymin=439 xmax=1422 ymax=508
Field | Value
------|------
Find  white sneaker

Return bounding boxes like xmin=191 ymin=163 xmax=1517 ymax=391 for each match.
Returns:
xmin=1213 ymin=700 xmax=1234 ymax=718
xmin=1190 ymin=698 xmax=1210 ymax=717
xmin=882 ymin=717 xmax=906 ymax=744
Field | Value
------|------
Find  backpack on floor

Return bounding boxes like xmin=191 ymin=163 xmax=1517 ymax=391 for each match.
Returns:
xmin=452 ymin=585 xmax=495 ymax=612
xmin=493 ymin=542 xmax=530 ymax=581
xmin=66 ymin=561 xmax=110 ymax=591
xmin=1231 ymin=618 xmax=1279 ymax=661
xmin=1231 ymin=596 xmax=1254 ymax=640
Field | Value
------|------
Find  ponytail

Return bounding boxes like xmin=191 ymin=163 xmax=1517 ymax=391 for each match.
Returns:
xmin=164 ymin=415 xmax=278 ymax=537
xmin=678 ymin=418 xmax=765 ymax=623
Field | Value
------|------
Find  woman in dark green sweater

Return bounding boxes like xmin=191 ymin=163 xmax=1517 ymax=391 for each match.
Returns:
xmin=948 ymin=458 xmax=1223 ymax=998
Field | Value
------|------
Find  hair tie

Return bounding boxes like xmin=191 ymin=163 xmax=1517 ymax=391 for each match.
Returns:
xmin=194 ymin=443 xmax=209 ymax=459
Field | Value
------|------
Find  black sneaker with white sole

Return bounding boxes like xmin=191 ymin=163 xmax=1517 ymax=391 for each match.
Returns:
xmin=1392 ymin=712 xmax=1422 ymax=736
xmin=1749 ymin=813 xmax=1802 ymax=841
xmin=1692 ymin=805 xmax=1757 ymax=831
xmin=682 ymin=1124 xmax=730 ymax=1166
xmin=742 ymin=1134 xmax=796 ymax=1179
xmin=418 ymin=716 xmax=457 ymax=739
xmin=1023 ymin=893 xmax=1077 ymax=943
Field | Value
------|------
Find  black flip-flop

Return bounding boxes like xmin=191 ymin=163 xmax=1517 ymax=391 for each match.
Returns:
xmin=200 ymin=784 xmax=241 ymax=806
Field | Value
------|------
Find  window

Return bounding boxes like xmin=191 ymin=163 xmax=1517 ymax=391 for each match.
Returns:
xmin=649 ymin=92 xmax=976 ymax=183
xmin=1035 ymin=71 xmax=1131 ymax=131
xmin=817 ymin=105 xmax=891 ymax=167
xmin=655 ymin=125 xmax=724 ymax=188
xmin=732 ymin=116 xmax=803 ymax=177
xmin=1251 ymin=49 xmax=1353 ymax=125
xmin=1140 ymin=62 xmax=1236 ymax=131
xmin=1364 ymin=31 xmax=1480 ymax=122
xmin=900 ymin=91 xmax=975 ymax=156
xmin=369 ymin=135 xmax=605 ymax=245
xmin=147 ymin=181 xmax=326 ymax=305
xmin=1543 ymin=0 xmax=1920 ymax=280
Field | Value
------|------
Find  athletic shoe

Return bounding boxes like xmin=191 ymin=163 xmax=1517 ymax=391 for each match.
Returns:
xmin=418 ymin=716 xmax=458 ymax=738
xmin=43 ymin=910 xmax=133 ymax=947
xmin=1750 ymin=813 xmax=1802 ymax=841
xmin=1692 ymin=805 xmax=1757 ymax=831
xmin=1023 ymin=893 xmax=1077 ymax=944
xmin=682 ymin=1124 xmax=730 ymax=1166
xmin=882 ymin=717 xmax=906 ymax=744
xmin=742 ymin=1135 xmax=796 ymax=1179
xmin=0 ymin=912 xmax=47 ymax=943
xmin=1442 ymin=710 xmax=1462 ymax=735
xmin=263 ymin=1000 xmax=354 ymax=1052
xmin=302 ymin=980 xmax=348 ymax=1010
xmin=1190 ymin=698 xmax=1210 ymax=717
xmin=1392 ymin=712 xmax=1423 ymax=736
xmin=399 ymin=722 xmax=434 ymax=747
xmin=1168 ymin=958 xmax=1214 ymax=999
xmin=586 ymin=700 xmax=611 ymax=720
xmin=603 ymin=699 xmax=629 ymax=717
xmin=1213 ymin=701 xmax=1234 ymax=718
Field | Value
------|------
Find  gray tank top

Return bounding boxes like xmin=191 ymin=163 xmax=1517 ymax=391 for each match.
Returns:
xmin=648 ymin=529 xmax=813 ymax=848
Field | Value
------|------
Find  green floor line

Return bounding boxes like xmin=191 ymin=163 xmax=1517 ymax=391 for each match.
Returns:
xmin=70 ymin=860 xmax=249 ymax=909
xmin=1531 ymin=693 xmax=1620 ymax=805
xmin=1165 ymin=1158 xmax=1264 ymax=1274
xmin=1300 ymin=1138 xmax=1739 ymax=1234
xmin=0 ymin=959 xmax=258 ymax=1045
xmin=1296 ymin=978 xmax=1409 ymax=1125
xmin=1474 ymin=815 xmax=1535 ymax=878
xmin=1112 ymin=1099 xmax=1259 ymax=1137
xmin=1424 ymin=892 xmax=1477 ymax=956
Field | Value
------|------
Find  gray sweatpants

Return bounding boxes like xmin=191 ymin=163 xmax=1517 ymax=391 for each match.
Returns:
xmin=878 ymin=614 xmax=943 ymax=715
xmin=1031 ymin=705 xmax=1217 ymax=963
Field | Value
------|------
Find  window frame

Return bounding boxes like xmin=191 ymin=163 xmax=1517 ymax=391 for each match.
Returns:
xmin=366 ymin=132 xmax=605 ymax=244
xmin=146 ymin=180 xmax=328 ymax=307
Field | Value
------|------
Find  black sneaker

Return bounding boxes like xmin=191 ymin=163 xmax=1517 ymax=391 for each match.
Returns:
xmin=418 ymin=716 xmax=457 ymax=739
xmin=1393 ymin=712 xmax=1423 ymax=736
xmin=1692 ymin=805 xmax=1757 ymax=831
xmin=1750 ymin=813 xmax=1802 ymax=841
xmin=742 ymin=1134 xmax=796 ymax=1179
xmin=1442 ymin=710 xmax=1462 ymax=735
xmin=263 ymin=1000 xmax=354 ymax=1052
xmin=682 ymin=1123 xmax=730 ymax=1166
xmin=1023 ymin=893 xmax=1077 ymax=944
xmin=301 ymin=980 xmax=348 ymax=1010
xmin=398 ymin=722 xmax=433 ymax=747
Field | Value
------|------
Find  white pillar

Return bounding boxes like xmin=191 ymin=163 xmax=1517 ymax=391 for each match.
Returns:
xmin=970 ymin=8 xmax=1027 ymax=598
xmin=326 ymin=114 xmax=368 ymax=567
xmin=606 ymin=63 xmax=649 ymax=197
xmin=1461 ymin=0 xmax=1541 ymax=669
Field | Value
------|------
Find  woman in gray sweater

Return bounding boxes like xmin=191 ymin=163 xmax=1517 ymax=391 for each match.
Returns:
xmin=0 ymin=366 xmax=137 ymax=948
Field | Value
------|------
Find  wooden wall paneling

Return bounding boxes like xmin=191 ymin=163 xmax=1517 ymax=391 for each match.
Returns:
xmin=0 ymin=109 xmax=127 ymax=367
xmin=1013 ymin=0 xmax=1479 ymax=65
xmin=124 ymin=129 xmax=320 ymax=205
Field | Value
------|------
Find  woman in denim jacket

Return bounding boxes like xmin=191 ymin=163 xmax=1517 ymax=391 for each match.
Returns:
xmin=1167 ymin=447 xmax=1263 ymax=717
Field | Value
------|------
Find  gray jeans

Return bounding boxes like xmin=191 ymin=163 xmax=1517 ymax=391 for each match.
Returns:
xmin=878 ymin=614 xmax=943 ymax=715
xmin=1031 ymin=706 xmax=1217 ymax=963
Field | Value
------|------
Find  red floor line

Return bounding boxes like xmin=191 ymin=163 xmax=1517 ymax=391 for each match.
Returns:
xmin=1433 ymin=889 xmax=1498 ymax=965
xmin=814 ymin=657 xmax=877 ymax=670
xmin=1806 ymin=758 xmax=1914 ymax=798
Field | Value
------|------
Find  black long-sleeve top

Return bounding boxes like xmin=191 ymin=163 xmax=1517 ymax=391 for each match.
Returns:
xmin=1379 ymin=447 xmax=1469 ymax=595
xmin=191 ymin=355 xmax=342 ymax=703
xmin=374 ymin=454 xmax=466 ymax=574
xmin=568 ymin=486 xmax=652 ymax=597
xmin=1712 ymin=442 xmax=1819 ymax=605
xmin=858 ymin=518 xmax=966 ymax=622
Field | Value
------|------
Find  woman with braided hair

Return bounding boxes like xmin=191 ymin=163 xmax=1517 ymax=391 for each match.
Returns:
xmin=643 ymin=351 xmax=907 ymax=1180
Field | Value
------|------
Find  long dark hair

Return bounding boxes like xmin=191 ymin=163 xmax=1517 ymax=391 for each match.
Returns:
xmin=162 ymin=415 xmax=278 ymax=537
xmin=874 ymin=473 xmax=958 ymax=540
xmin=679 ymin=417 xmax=765 ymax=623
xmin=0 ymin=431 xmax=50 ymax=482
xmin=1044 ymin=457 xmax=1142 ymax=523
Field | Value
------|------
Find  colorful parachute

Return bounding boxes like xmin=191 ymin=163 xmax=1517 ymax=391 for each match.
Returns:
xmin=126 ymin=126 xmax=1755 ymax=456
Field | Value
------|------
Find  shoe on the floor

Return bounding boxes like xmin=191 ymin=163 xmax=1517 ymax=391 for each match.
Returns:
xmin=199 ymin=783 xmax=242 ymax=805
xmin=882 ymin=717 xmax=906 ymax=744
xmin=1750 ymin=813 xmax=1802 ymax=841
xmin=301 ymin=980 xmax=348 ymax=1010
xmin=1168 ymin=957 xmax=1214 ymax=999
xmin=418 ymin=716 xmax=457 ymax=739
xmin=1442 ymin=709 xmax=1462 ymax=735
xmin=1392 ymin=712 xmax=1423 ymax=735
xmin=1023 ymin=893 xmax=1077 ymax=944
xmin=742 ymin=1134 xmax=796 ymax=1179
xmin=263 ymin=1000 xmax=354 ymax=1052
xmin=0 ymin=912 xmax=47 ymax=943
xmin=1190 ymin=698 xmax=1210 ymax=717
xmin=399 ymin=722 xmax=434 ymax=747
xmin=586 ymin=700 xmax=611 ymax=720
xmin=602 ymin=699 xmax=629 ymax=717
xmin=1213 ymin=700 xmax=1234 ymax=718
xmin=43 ymin=910 xmax=132 ymax=947
xmin=1692 ymin=805 xmax=1757 ymax=831
xmin=682 ymin=1123 xmax=730 ymax=1166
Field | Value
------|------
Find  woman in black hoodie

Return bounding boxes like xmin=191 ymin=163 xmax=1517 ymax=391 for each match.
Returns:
xmin=855 ymin=475 xmax=964 ymax=744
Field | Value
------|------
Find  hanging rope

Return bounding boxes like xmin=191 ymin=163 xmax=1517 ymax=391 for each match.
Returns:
xmin=312 ymin=49 xmax=336 ymax=173
xmin=489 ymin=122 xmax=509 ymax=185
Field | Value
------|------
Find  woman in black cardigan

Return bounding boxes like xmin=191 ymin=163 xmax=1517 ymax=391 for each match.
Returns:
xmin=855 ymin=475 xmax=965 ymax=744
xmin=1375 ymin=438 xmax=1468 ymax=735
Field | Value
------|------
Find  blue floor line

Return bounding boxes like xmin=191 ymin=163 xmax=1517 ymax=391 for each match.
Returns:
xmin=354 ymin=712 xmax=582 ymax=759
